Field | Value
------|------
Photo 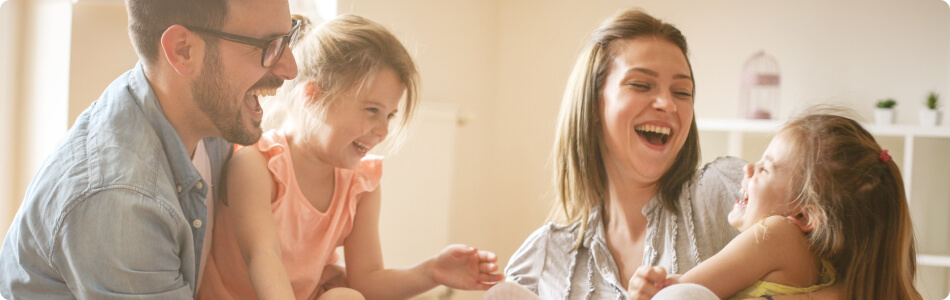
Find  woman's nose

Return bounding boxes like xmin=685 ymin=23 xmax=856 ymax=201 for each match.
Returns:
xmin=743 ymin=163 xmax=753 ymax=177
xmin=653 ymin=92 xmax=677 ymax=113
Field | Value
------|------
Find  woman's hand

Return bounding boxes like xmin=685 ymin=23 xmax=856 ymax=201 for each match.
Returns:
xmin=627 ymin=265 xmax=669 ymax=300
xmin=427 ymin=244 xmax=505 ymax=290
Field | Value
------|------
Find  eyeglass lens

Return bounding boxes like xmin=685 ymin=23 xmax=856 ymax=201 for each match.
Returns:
xmin=263 ymin=37 xmax=287 ymax=67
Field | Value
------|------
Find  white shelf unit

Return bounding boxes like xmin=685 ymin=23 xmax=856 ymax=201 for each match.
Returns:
xmin=696 ymin=118 xmax=950 ymax=269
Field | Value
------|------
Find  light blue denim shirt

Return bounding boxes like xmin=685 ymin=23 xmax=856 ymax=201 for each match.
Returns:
xmin=0 ymin=62 xmax=233 ymax=299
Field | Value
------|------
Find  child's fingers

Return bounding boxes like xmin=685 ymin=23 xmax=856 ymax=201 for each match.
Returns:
xmin=478 ymin=272 xmax=505 ymax=283
xmin=478 ymin=262 xmax=498 ymax=273
xmin=470 ymin=281 xmax=498 ymax=291
xmin=477 ymin=250 xmax=497 ymax=262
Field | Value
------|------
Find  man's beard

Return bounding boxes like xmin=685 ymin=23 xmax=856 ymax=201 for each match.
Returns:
xmin=192 ymin=45 xmax=261 ymax=146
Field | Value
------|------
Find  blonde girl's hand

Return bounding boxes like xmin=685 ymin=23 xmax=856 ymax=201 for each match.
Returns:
xmin=627 ymin=265 xmax=668 ymax=300
xmin=427 ymin=244 xmax=505 ymax=290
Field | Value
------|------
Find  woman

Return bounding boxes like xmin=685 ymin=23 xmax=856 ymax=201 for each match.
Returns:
xmin=502 ymin=8 xmax=843 ymax=299
xmin=504 ymin=8 xmax=744 ymax=299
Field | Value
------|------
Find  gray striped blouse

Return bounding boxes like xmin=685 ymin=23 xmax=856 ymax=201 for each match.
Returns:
xmin=505 ymin=157 xmax=745 ymax=300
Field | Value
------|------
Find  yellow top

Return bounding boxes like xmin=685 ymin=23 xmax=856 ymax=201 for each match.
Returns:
xmin=728 ymin=260 xmax=836 ymax=300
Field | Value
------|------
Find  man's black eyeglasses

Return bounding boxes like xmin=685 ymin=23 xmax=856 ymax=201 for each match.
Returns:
xmin=186 ymin=18 xmax=303 ymax=68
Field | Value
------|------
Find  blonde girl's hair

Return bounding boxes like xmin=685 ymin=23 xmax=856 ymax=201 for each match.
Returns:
xmin=780 ymin=109 xmax=921 ymax=300
xmin=551 ymin=8 xmax=699 ymax=246
xmin=262 ymin=14 xmax=420 ymax=150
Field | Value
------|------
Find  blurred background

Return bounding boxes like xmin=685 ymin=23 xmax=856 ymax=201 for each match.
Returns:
xmin=1 ymin=0 xmax=949 ymax=299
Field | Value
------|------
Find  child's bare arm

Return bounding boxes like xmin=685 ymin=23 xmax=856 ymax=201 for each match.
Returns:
xmin=227 ymin=148 xmax=296 ymax=299
xmin=675 ymin=216 xmax=804 ymax=298
xmin=344 ymin=187 xmax=503 ymax=300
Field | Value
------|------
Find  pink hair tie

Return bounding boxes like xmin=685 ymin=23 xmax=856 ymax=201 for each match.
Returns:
xmin=879 ymin=150 xmax=891 ymax=163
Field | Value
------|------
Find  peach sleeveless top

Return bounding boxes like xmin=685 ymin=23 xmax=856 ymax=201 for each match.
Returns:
xmin=198 ymin=130 xmax=382 ymax=300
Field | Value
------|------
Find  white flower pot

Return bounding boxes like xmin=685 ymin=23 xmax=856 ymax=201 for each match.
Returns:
xmin=919 ymin=109 xmax=941 ymax=127
xmin=875 ymin=108 xmax=895 ymax=125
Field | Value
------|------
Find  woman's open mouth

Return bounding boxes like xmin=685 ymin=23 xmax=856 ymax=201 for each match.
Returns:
xmin=635 ymin=124 xmax=671 ymax=146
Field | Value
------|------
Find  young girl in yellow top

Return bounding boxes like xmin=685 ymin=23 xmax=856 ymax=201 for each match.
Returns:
xmin=629 ymin=110 xmax=921 ymax=300
xmin=198 ymin=14 xmax=503 ymax=300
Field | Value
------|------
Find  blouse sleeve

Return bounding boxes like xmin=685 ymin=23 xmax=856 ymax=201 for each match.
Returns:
xmin=692 ymin=156 xmax=746 ymax=258
xmin=504 ymin=225 xmax=553 ymax=294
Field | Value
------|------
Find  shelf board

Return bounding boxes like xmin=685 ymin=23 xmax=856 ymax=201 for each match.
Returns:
xmin=918 ymin=254 xmax=950 ymax=268
xmin=697 ymin=118 xmax=950 ymax=138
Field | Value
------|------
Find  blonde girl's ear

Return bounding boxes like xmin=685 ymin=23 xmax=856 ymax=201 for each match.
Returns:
xmin=787 ymin=205 xmax=817 ymax=233
xmin=305 ymin=81 xmax=322 ymax=100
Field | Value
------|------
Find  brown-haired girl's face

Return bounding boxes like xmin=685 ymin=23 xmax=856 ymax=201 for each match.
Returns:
xmin=310 ymin=67 xmax=405 ymax=169
xmin=729 ymin=132 xmax=798 ymax=231
xmin=599 ymin=37 xmax=694 ymax=184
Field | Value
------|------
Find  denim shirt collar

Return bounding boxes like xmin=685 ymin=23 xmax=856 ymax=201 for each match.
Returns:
xmin=127 ymin=62 xmax=205 ymax=196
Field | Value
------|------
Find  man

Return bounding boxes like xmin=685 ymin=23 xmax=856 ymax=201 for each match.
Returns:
xmin=0 ymin=0 xmax=298 ymax=297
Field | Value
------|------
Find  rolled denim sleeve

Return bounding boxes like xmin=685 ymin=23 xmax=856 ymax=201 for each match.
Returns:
xmin=51 ymin=189 xmax=194 ymax=299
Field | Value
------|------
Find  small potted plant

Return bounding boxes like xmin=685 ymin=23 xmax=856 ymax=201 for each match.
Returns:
xmin=875 ymin=98 xmax=897 ymax=125
xmin=919 ymin=92 xmax=941 ymax=127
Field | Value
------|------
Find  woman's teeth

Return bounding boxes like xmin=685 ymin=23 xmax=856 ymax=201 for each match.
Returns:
xmin=635 ymin=124 xmax=672 ymax=145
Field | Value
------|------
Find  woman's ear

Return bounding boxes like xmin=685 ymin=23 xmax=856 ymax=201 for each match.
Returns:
xmin=787 ymin=205 xmax=817 ymax=233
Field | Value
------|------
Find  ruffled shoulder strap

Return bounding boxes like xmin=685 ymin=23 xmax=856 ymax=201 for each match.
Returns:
xmin=254 ymin=130 xmax=294 ymax=199
xmin=350 ymin=155 xmax=383 ymax=195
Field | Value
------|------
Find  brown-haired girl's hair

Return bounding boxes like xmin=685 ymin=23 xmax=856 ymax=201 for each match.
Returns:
xmin=780 ymin=110 xmax=921 ymax=300
xmin=263 ymin=14 xmax=420 ymax=150
xmin=551 ymin=8 xmax=698 ymax=246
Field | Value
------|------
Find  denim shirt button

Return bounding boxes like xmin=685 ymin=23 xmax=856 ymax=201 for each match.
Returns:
xmin=176 ymin=185 xmax=182 ymax=193
xmin=196 ymin=182 xmax=203 ymax=189
xmin=192 ymin=219 xmax=202 ymax=228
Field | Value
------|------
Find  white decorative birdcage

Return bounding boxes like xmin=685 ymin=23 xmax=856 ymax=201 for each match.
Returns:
xmin=739 ymin=51 xmax=781 ymax=119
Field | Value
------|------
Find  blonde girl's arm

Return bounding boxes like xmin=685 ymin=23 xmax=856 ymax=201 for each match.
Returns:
xmin=226 ymin=147 xmax=296 ymax=299
xmin=343 ymin=186 xmax=503 ymax=300
xmin=671 ymin=215 xmax=806 ymax=299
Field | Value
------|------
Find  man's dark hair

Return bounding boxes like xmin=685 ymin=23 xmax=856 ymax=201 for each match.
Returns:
xmin=127 ymin=0 xmax=229 ymax=66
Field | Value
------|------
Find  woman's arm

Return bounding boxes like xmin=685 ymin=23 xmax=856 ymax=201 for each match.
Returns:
xmin=344 ymin=187 xmax=503 ymax=300
xmin=226 ymin=148 xmax=296 ymax=299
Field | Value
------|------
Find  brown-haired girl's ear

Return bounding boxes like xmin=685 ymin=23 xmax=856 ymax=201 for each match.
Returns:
xmin=787 ymin=207 xmax=816 ymax=233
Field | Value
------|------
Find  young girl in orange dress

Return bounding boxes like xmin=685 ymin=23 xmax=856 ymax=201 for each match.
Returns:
xmin=198 ymin=14 xmax=503 ymax=300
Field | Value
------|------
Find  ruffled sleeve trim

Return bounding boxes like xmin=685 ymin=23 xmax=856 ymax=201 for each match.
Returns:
xmin=256 ymin=130 xmax=293 ymax=204
xmin=346 ymin=155 xmax=383 ymax=213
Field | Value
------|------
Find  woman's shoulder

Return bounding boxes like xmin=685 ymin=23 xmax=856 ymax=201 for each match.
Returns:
xmin=697 ymin=156 xmax=746 ymax=183
xmin=505 ymin=220 xmax=585 ymax=291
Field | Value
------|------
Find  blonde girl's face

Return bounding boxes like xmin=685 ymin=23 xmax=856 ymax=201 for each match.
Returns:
xmin=312 ymin=67 xmax=406 ymax=169
xmin=599 ymin=37 xmax=694 ymax=185
xmin=728 ymin=132 xmax=799 ymax=231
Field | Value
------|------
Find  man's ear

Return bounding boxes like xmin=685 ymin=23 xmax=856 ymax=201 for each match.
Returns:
xmin=160 ymin=24 xmax=202 ymax=75
xmin=787 ymin=205 xmax=817 ymax=233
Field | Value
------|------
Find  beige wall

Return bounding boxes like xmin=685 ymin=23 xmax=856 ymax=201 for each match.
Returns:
xmin=68 ymin=2 xmax=138 ymax=127
xmin=0 ymin=0 xmax=19 ymax=235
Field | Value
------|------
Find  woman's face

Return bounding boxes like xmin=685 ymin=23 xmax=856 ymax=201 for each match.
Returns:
xmin=599 ymin=37 xmax=694 ymax=185
xmin=728 ymin=132 xmax=797 ymax=231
